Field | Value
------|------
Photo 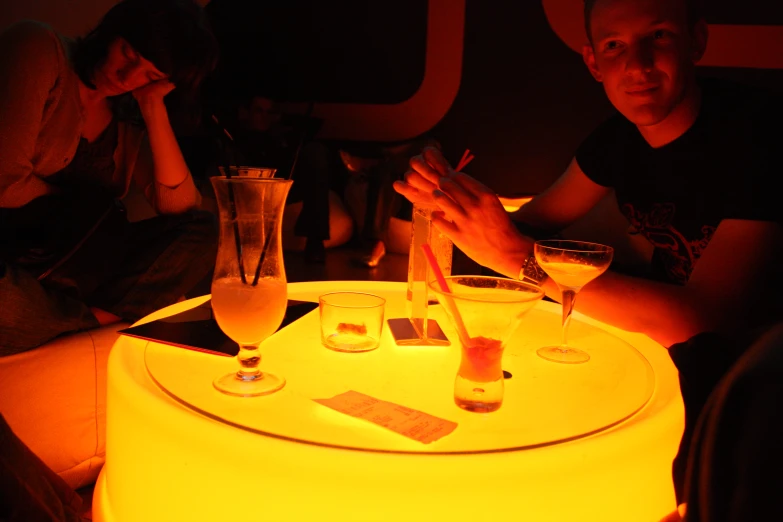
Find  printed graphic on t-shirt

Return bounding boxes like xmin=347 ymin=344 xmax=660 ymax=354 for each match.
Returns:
xmin=621 ymin=202 xmax=717 ymax=285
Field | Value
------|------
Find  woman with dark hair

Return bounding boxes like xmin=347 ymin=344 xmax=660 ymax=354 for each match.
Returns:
xmin=0 ymin=0 xmax=219 ymax=353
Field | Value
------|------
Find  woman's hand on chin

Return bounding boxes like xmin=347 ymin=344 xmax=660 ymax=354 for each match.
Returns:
xmin=132 ymin=79 xmax=175 ymax=115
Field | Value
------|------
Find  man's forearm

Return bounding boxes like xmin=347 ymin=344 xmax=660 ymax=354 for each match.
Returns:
xmin=541 ymin=271 xmax=709 ymax=348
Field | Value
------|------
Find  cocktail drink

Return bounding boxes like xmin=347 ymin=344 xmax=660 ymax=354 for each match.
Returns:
xmin=454 ymin=336 xmax=505 ymax=412
xmin=210 ymin=177 xmax=292 ymax=397
xmin=211 ymin=278 xmax=287 ymax=347
xmin=534 ymin=240 xmax=614 ymax=364
xmin=428 ymin=276 xmax=544 ymax=413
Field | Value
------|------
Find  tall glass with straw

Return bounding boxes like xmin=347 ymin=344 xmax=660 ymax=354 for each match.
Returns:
xmin=401 ymin=150 xmax=474 ymax=345
xmin=210 ymin=177 xmax=293 ymax=397
xmin=403 ymin=203 xmax=453 ymax=344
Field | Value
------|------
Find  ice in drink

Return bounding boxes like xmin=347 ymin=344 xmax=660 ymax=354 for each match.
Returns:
xmin=211 ymin=277 xmax=287 ymax=345
xmin=454 ymin=336 xmax=504 ymax=413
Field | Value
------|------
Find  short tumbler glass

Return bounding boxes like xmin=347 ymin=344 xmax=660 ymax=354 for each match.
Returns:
xmin=319 ymin=292 xmax=386 ymax=352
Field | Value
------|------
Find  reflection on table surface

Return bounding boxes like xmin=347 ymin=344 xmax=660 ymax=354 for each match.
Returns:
xmin=94 ymin=281 xmax=684 ymax=522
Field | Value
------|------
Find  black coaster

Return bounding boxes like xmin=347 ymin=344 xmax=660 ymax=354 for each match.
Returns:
xmin=387 ymin=318 xmax=451 ymax=346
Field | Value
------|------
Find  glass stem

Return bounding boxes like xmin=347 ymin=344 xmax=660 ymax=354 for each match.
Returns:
xmin=560 ymin=289 xmax=577 ymax=350
xmin=237 ymin=344 xmax=262 ymax=380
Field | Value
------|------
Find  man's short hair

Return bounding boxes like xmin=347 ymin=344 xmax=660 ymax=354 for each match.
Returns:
xmin=583 ymin=0 xmax=705 ymax=43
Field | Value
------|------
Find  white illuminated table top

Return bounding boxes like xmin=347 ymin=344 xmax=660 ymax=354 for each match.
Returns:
xmin=94 ymin=281 xmax=684 ymax=522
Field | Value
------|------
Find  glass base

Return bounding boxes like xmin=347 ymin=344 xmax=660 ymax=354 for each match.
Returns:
xmin=455 ymin=397 xmax=502 ymax=413
xmin=537 ymin=346 xmax=590 ymax=364
xmin=323 ymin=333 xmax=379 ymax=352
xmin=213 ymin=371 xmax=285 ymax=397
xmin=454 ymin=375 xmax=504 ymax=413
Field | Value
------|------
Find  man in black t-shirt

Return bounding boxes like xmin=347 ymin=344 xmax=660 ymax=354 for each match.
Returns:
xmin=394 ymin=0 xmax=782 ymax=349
xmin=575 ymin=78 xmax=781 ymax=286
xmin=395 ymin=0 xmax=783 ymax=519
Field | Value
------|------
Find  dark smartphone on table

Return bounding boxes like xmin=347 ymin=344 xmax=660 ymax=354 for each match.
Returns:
xmin=118 ymin=300 xmax=318 ymax=357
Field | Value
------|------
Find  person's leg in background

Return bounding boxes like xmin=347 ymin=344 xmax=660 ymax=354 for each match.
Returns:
xmin=289 ymin=141 xmax=331 ymax=263
xmin=86 ymin=210 xmax=218 ymax=322
xmin=282 ymin=141 xmax=353 ymax=263
xmin=358 ymin=155 xmax=399 ymax=266
xmin=0 ymin=261 xmax=102 ymax=355
xmin=0 ymin=194 xmax=119 ymax=354
xmin=359 ymin=137 xmax=438 ymax=266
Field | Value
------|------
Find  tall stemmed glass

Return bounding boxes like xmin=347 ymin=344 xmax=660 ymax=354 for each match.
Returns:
xmin=210 ymin=177 xmax=293 ymax=397
xmin=534 ymin=240 xmax=613 ymax=364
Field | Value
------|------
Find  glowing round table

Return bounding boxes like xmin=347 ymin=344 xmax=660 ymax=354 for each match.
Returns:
xmin=93 ymin=281 xmax=683 ymax=522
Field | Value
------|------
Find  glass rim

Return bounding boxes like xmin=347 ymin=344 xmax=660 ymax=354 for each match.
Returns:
xmin=219 ymin=165 xmax=277 ymax=172
xmin=534 ymin=239 xmax=614 ymax=254
xmin=212 ymin=176 xmax=292 ymax=185
xmin=427 ymin=276 xmax=545 ymax=303
xmin=318 ymin=291 xmax=386 ymax=309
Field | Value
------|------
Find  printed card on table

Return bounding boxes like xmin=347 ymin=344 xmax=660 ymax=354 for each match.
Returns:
xmin=314 ymin=390 xmax=458 ymax=444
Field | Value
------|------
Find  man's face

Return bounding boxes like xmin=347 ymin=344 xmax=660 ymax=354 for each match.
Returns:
xmin=584 ymin=0 xmax=702 ymax=126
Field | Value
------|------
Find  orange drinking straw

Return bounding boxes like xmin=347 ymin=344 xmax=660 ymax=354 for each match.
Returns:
xmin=455 ymin=149 xmax=475 ymax=172
xmin=421 ymin=244 xmax=471 ymax=345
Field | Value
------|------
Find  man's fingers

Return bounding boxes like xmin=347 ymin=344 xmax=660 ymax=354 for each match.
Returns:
xmin=393 ymin=181 xmax=426 ymax=202
xmin=422 ymin=146 xmax=453 ymax=177
xmin=409 ymin=155 xmax=441 ymax=184
xmin=450 ymin=172 xmax=495 ymax=197
xmin=404 ymin=169 xmax=438 ymax=192
xmin=431 ymin=210 xmax=460 ymax=238
xmin=432 ymin=189 xmax=468 ymax=219
xmin=438 ymin=177 xmax=479 ymax=213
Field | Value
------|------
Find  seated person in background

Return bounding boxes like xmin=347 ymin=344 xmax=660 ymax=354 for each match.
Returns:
xmin=396 ymin=0 xmax=783 ymax=515
xmin=0 ymin=0 xmax=219 ymax=354
xmin=232 ymin=92 xmax=353 ymax=263
xmin=339 ymin=135 xmax=440 ymax=267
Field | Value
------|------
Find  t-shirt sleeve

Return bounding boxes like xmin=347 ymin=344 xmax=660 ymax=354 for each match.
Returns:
xmin=574 ymin=113 xmax=627 ymax=188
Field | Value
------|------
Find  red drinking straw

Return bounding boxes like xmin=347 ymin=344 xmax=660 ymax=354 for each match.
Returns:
xmin=455 ymin=149 xmax=475 ymax=172
xmin=421 ymin=244 xmax=471 ymax=345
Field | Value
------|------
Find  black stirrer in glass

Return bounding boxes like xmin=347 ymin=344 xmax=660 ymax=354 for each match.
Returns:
xmin=249 ymin=101 xmax=314 ymax=286
xmin=212 ymin=115 xmax=247 ymax=284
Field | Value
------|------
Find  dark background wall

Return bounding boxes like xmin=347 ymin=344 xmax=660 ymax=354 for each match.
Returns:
xmin=3 ymin=0 xmax=782 ymax=197
xmin=203 ymin=0 xmax=783 ymax=196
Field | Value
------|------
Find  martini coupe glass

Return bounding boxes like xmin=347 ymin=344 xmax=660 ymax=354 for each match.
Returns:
xmin=534 ymin=240 xmax=613 ymax=364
